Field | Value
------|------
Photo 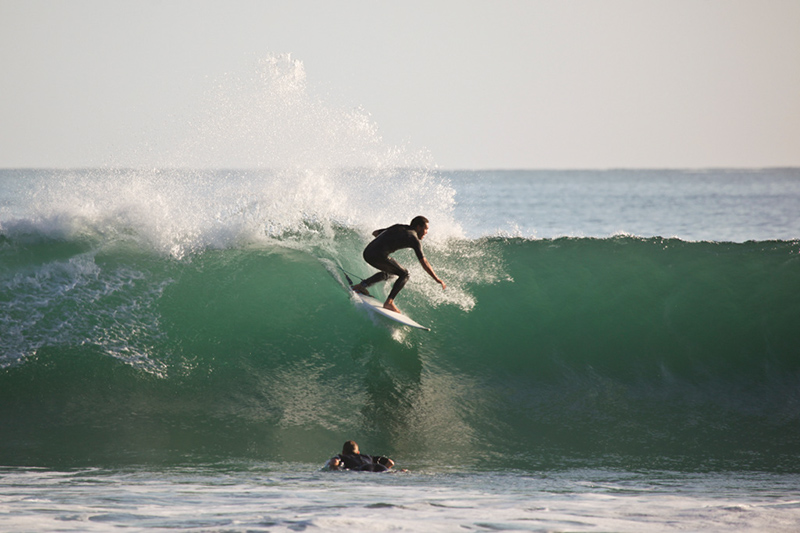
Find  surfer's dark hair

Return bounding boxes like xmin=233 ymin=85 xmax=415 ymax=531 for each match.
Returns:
xmin=342 ymin=440 xmax=358 ymax=455
xmin=410 ymin=216 xmax=429 ymax=228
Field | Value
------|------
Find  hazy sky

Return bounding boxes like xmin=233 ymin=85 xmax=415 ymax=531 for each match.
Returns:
xmin=2 ymin=0 xmax=799 ymax=169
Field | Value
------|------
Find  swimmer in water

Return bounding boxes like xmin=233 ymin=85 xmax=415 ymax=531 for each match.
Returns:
xmin=327 ymin=441 xmax=395 ymax=472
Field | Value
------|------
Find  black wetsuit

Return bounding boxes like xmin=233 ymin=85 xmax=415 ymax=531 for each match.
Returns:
xmin=361 ymin=224 xmax=424 ymax=300
xmin=335 ymin=453 xmax=391 ymax=472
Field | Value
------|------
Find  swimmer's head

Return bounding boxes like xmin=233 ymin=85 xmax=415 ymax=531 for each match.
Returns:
xmin=342 ymin=440 xmax=359 ymax=455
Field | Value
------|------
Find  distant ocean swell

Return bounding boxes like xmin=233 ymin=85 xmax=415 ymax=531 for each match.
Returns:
xmin=2 ymin=228 xmax=799 ymax=470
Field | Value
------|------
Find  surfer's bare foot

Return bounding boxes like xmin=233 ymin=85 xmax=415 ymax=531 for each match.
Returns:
xmin=351 ymin=283 xmax=370 ymax=296
xmin=383 ymin=299 xmax=401 ymax=314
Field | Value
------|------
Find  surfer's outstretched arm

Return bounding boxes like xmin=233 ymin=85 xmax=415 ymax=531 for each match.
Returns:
xmin=420 ymin=257 xmax=446 ymax=290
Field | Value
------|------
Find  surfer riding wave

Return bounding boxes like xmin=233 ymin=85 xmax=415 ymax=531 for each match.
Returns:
xmin=351 ymin=216 xmax=446 ymax=314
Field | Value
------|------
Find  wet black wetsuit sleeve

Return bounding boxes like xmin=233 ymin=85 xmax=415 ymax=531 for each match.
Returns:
xmin=408 ymin=236 xmax=424 ymax=261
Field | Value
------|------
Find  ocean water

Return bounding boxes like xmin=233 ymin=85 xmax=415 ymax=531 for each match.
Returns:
xmin=450 ymin=168 xmax=800 ymax=242
xmin=2 ymin=55 xmax=800 ymax=532
xmin=1 ymin=166 xmax=799 ymax=532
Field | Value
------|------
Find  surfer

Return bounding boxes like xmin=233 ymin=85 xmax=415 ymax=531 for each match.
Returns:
xmin=351 ymin=216 xmax=446 ymax=314
xmin=326 ymin=440 xmax=395 ymax=472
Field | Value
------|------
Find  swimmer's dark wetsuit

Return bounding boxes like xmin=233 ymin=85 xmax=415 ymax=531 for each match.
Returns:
xmin=335 ymin=453 xmax=392 ymax=472
xmin=361 ymin=224 xmax=424 ymax=300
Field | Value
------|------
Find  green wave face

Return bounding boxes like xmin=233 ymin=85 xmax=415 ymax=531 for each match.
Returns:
xmin=3 ymin=231 xmax=799 ymax=470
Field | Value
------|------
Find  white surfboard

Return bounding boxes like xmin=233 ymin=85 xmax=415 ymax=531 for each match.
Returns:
xmin=352 ymin=290 xmax=431 ymax=331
